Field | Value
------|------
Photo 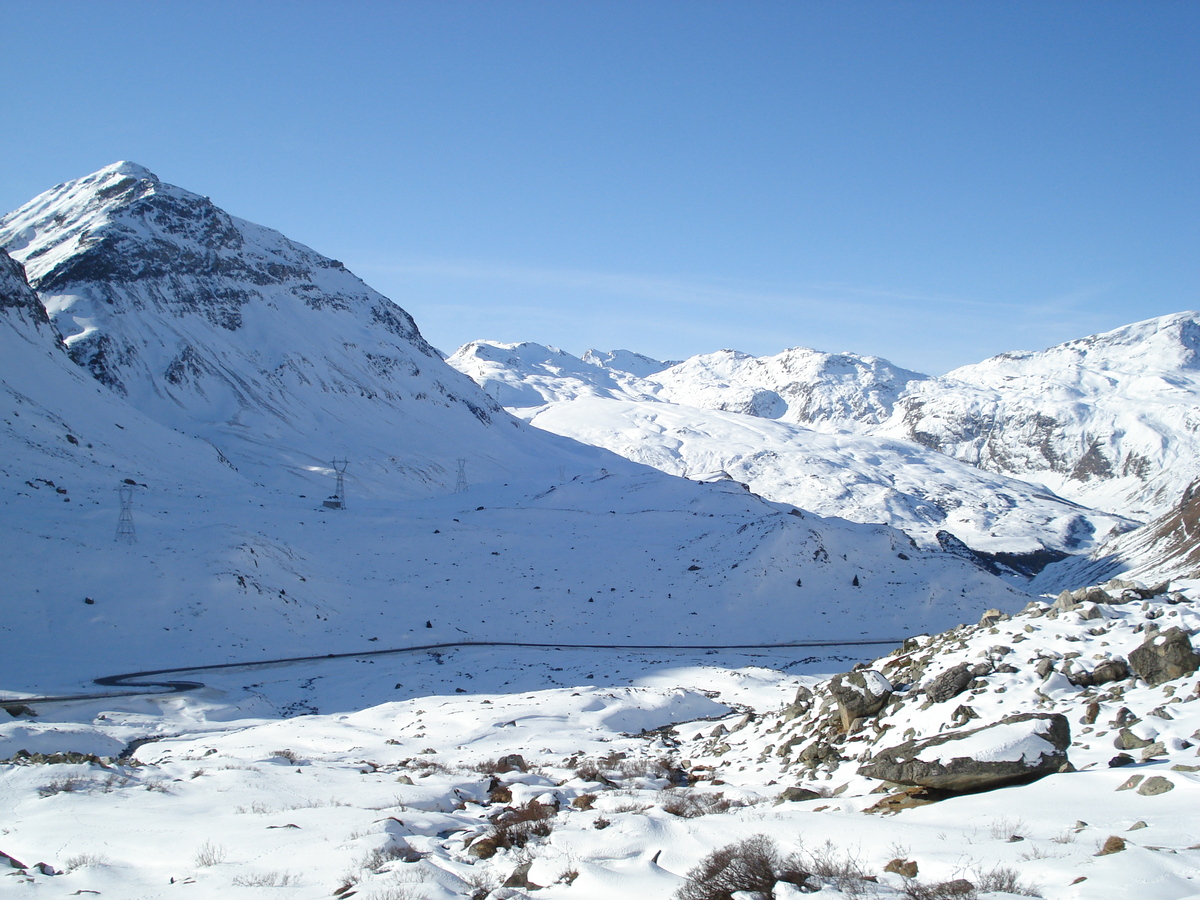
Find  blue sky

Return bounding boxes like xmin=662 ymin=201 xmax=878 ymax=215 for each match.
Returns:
xmin=3 ymin=1 xmax=1196 ymax=373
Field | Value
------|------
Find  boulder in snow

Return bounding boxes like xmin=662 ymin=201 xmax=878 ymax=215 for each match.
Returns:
xmin=828 ymin=669 xmax=892 ymax=731
xmin=924 ymin=662 xmax=974 ymax=703
xmin=1128 ymin=627 xmax=1200 ymax=687
xmin=858 ymin=712 xmax=1070 ymax=792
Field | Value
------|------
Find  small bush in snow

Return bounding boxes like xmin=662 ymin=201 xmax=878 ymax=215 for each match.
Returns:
xmin=804 ymin=838 xmax=868 ymax=887
xmin=37 ymin=777 xmax=85 ymax=798
xmin=359 ymin=842 xmax=421 ymax=872
xmin=571 ymin=792 xmax=596 ymax=810
xmin=194 ymin=841 xmax=227 ymax=867
xmin=232 ymin=871 xmax=298 ymax=886
xmin=65 ymin=852 xmax=110 ymax=870
xmin=660 ymin=790 xmax=743 ymax=818
xmin=902 ymin=880 xmax=977 ymax=900
xmin=973 ymin=865 xmax=1040 ymax=896
xmin=470 ymin=801 xmax=557 ymax=858
xmin=675 ymin=834 xmax=810 ymax=900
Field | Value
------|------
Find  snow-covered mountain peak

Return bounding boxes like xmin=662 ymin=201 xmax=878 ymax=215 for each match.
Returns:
xmin=946 ymin=311 xmax=1200 ymax=388
xmin=447 ymin=339 xmax=661 ymax=407
xmin=581 ymin=347 xmax=674 ymax=377
xmin=655 ymin=344 xmax=928 ymax=428
xmin=103 ymin=160 xmax=160 ymax=180
xmin=883 ymin=311 xmax=1200 ymax=518
xmin=0 ymin=164 xmax=617 ymax=496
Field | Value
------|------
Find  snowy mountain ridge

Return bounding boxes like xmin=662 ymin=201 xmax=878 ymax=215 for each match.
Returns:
xmin=881 ymin=311 xmax=1200 ymax=519
xmin=451 ymin=312 xmax=1200 ymax=556
xmin=449 ymin=340 xmax=1135 ymax=557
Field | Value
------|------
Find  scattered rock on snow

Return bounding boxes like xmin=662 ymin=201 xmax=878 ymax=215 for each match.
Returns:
xmin=1136 ymin=775 xmax=1175 ymax=796
xmin=775 ymin=786 xmax=822 ymax=804
xmin=1116 ymin=774 xmax=1144 ymax=791
xmin=1128 ymin=627 xmax=1200 ymax=687
xmin=923 ymin=662 xmax=974 ymax=703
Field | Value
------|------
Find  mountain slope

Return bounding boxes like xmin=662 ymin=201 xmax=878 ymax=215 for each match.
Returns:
xmin=1032 ymin=478 xmax=1200 ymax=592
xmin=0 ymin=162 xmax=605 ymax=498
xmin=877 ymin=312 xmax=1200 ymax=518
xmin=449 ymin=340 xmax=1133 ymax=555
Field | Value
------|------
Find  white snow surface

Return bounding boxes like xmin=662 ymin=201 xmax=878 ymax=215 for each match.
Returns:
xmin=0 ymin=165 xmax=1031 ymax=693
xmin=2 ymin=586 xmax=1198 ymax=899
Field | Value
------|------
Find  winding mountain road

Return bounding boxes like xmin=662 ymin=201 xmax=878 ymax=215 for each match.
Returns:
xmin=1 ymin=637 xmax=905 ymax=713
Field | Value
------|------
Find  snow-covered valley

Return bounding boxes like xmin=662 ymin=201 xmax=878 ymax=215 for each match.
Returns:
xmin=2 ymin=163 xmax=1198 ymax=899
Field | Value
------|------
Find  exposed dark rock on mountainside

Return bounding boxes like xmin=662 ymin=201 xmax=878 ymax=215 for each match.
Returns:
xmin=0 ymin=250 xmax=50 ymax=328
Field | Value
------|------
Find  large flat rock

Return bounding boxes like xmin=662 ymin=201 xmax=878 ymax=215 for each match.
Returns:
xmin=858 ymin=712 xmax=1070 ymax=792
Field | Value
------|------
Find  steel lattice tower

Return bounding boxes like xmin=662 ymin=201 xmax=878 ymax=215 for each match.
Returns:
xmin=115 ymin=483 xmax=137 ymax=544
xmin=323 ymin=458 xmax=349 ymax=510
xmin=455 ymin=458 xmax=468 ymax=493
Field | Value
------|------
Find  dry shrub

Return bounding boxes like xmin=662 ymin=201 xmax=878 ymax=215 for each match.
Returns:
xmin=38 ymin=777 xmax=86 ymax=798
xmin=660 ymin=790 xmax=743 ymax=818
xmin=616 ymin=757 xmax=669 ymax=779
xmin=902 ymin=866 xmax=1040 ymax=899
xmin=471 ymin=801 xmax=557 ymax=857
xmin=360 ymin=842 xmax=421 ymax=872
xmin=974 ymin=865 xmax=1040 ymax=896
xmin=574 ymin=760 xmax=606 ymax=783
xmin=194 ymin=842 xmax=227 ymax=867
xmin=675 ymin=834 xmax=810 ymax=900
xmin=902 ymin=880 xmax=977 ymax=900
xmin=572 ymin=793 xmax=596 ymax=810
xmin=804 ymin=839 xmax=868 ymax=886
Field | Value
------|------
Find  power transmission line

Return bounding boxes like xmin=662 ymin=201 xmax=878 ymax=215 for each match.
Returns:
xmin=323 ymin=459 xmax=348 ymax=509
xmin=115 ymin=483 xmax=137 ymax=544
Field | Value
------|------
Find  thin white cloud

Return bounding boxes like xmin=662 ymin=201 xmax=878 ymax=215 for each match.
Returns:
xmin=358 ymin=256 xmax=1040 ymax=320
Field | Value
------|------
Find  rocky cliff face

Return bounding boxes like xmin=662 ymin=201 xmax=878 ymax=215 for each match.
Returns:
xmin=0 ymin=249 xmax=51 ymax=332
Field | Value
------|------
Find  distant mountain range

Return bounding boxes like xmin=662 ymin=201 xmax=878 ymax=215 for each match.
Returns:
xmin=451 ymin=313 xmax=1200 ymax=529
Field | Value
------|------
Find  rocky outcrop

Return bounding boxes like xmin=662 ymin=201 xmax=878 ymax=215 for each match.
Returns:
xmin=1128 ymin=627 xmax=1200 ymax=687
xmin=858 ymin=713 xmax=1070 ymax=792
xmin=828 ymin=670 xmax=892 ymax=731
xmin=923 ymin=663 xmax=974 ymax=703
